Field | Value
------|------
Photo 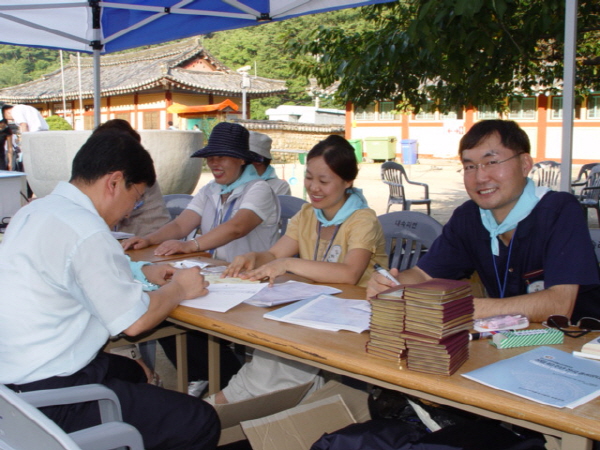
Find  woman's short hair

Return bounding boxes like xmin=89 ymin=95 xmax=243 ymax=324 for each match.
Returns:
xmin=307 ymin=135 xmax=359 ymax=182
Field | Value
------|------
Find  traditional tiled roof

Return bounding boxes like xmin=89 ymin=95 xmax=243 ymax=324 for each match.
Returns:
xmin=0 ymin=39 xmax=287 ymax=103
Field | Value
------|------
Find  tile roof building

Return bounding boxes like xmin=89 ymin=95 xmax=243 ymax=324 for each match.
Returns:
xmin=0 ymin=38 xmax=287 ymax=131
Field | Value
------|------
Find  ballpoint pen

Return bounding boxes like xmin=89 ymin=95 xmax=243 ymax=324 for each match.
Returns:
xmin=373 ymin=264 xmax=400 ymax=286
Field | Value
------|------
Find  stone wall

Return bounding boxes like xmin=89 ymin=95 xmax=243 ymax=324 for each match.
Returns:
xmin=233 ymin=119 xmax=345 ymax=163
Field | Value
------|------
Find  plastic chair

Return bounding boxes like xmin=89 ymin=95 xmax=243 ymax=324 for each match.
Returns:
xmin=163 ymin=194 xmax=193 ymax=220
xmin=588 ymin=228 xmax=600 ymax=263
xmin=571 ymin=162 xmax=600 ymax=194
xmin=278 ymin=195 xmax=307 ymax=236
xmin=381 ymin=161 xmax=431 ymax=215
xmin=0 ymin=383 xmax=144 ymax=450
xmin=378 ymin=211 xmax=443 ymax=270
xmin=578 ymin=165 xmax=600 ymax=225
xmin=529 ymin=161 xmax=561 ymax=190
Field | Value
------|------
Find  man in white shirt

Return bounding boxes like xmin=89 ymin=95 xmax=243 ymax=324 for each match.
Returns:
xmin=0 ymin=129 xmax=220 ymax=449
xmin=1 ymin=104 xmax=49 ymax=132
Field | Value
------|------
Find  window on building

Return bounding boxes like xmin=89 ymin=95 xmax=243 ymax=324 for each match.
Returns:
xmin=83 ymin=115 xmax=94 ymax=130
xmin=551 ymin=97 xmax=563 ymax=120
xmin=143 ymin=111 xmax=160 ymax=130
xmin=477 ymin=105 xmax=500 ymax=120
xmin=440 ymin=109 xmax=458 ymax=120
xmin=379 ymin=101 xmax=398 ymax=120
xmin=114 ymin=112 xmax=131 ymax=123
xmin=587 ymin=95 xmax=600 ymax=119
xmin=414 ymin=101 xmax=436 ymax=120
xmin=354 ymin=103 xmax=376 ymax=120
xmin=508 ymin=98 xmax=536 ymax=120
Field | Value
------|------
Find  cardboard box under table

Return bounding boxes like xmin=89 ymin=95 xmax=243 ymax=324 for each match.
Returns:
xmin=216 ymin=379 xmax=370 ymax=449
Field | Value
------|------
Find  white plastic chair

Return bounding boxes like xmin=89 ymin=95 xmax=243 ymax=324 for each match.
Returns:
xmin=0 ymin=383 xmax=144 ymax=450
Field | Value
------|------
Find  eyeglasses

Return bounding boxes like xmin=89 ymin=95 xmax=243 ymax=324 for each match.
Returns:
xmin=542 ymin=315 xmax=600 ymax=338
xmin=462 ymin=153 xmax=522 ymax=174
xmin=131 ymin=184 xmax=145 ymax=211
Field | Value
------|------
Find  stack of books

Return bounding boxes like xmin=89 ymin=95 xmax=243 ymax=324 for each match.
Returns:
xmin=366 ymin=289 xmax=406 ymax=361
xmin=402 ymin=279 xmax=473 ymax=375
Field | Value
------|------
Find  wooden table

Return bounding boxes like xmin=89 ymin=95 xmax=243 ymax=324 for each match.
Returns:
xmin=129 ymin=249 xmax=600 ymax=450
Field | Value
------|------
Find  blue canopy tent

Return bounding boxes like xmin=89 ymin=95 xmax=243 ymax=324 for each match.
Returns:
xmin=0 ymin=0 xmax=581 ymax=189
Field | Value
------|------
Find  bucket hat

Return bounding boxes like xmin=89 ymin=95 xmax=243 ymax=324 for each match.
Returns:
xmin=191 ymin=122 xmax=260 ymax=162
xmin=249 ymin=131 xmax=273 ymax=161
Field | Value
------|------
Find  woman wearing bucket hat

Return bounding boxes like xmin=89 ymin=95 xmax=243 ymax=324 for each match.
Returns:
xmin=122 ymin=122 xmax=280 ymax=262
xmin=248 ymin=131 xmax=291 ymax=196
xmin=205 ymin=135 xmax=388 ymax=405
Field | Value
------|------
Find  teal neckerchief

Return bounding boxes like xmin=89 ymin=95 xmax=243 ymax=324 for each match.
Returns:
xmin=220 ymin=164 xmax=261 ymax=195
xmin=314 ymin=188 xmax=369 ymax=226
xmin=480 ymin=178 xmax=548 ymax=256
xmin=246 ymin=164 xmax=277 ymax=181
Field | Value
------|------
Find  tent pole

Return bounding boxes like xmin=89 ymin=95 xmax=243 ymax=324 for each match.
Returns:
xmin=93 ymin=49 xmax=101 ymax=127
xmin=91 ymin=0 xmax=102 ymax=128
xmin=560 ymin=0 xmax=577 ymax=192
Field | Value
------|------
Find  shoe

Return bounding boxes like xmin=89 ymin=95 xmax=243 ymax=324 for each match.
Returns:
xmin=188 ymin=380 xmax=208 ymax=397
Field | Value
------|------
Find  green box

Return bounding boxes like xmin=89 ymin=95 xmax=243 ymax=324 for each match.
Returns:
xmin=348 ymin=139 xmax=364 ymax=162
xmin=364 ymin=136 xmax=396 ymax=161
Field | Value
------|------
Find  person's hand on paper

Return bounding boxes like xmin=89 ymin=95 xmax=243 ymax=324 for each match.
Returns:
xmin=222 ymin=253 xmax=258 ymax=278
xmin=142 ymin=263 xmax=175 ymax=286
xmin=154 ymin=239 xmax=191 ymax=256
xmin=121 ymin=235 xmax=150 ymax=250
xmin=366 ymin=268 xmax=400 ymax=299
xmin=171 ymin=268 xmax=209 ymax=299
xmin=239 ymin=259 xmax=288 ymax=286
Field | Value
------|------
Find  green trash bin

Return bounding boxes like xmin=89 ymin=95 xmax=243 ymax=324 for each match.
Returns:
xmin=348 ymin=139 xmax=363 ymax=162
xmin=298 ymin=152 xmax=307 ymax=164
xmin=364 ymin=136 xmax=397 ymax=161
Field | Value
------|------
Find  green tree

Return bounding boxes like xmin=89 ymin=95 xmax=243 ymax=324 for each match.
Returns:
xmin=0 ymin=45 xmax=62 ymax=88
xmin=203 ymin=10 xmax=365 ymax=119
xmin=46 ymin=115 xmax=73 ymax=130
xmin=287 ymin=0 xmax=600 ymax=113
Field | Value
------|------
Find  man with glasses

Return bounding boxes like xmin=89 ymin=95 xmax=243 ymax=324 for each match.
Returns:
xmin=368 ymin=119 xmax=600 ymax=324
xmin=0 ymin=130 xmax=220 ymax=449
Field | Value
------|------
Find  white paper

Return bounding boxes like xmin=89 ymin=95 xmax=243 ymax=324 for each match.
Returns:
xmin=181 ymin=283 xmax=267 ymax=312
xmin=172 ymin=259 xmax=211 ymax=269
xmin=111 ymin=231 xmax=134 ymax=239
xmin=264 ymin=294 xmax=371 ymax=333
xmin=245 ymin=281 xmax=342 ymax=307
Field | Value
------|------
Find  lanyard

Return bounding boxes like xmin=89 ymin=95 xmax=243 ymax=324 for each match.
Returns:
xmin=492 ymin=226 xmax=516 ymax=298
xmin=208 ymin=196 xmax=238 ymax=256
xmin=313 ymin=222 xmax=341 ymax=262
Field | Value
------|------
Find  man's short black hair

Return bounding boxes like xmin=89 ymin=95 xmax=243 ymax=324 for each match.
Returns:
xmin=459 ymin=120 xmax=531 ymax=156
xmin=70 ymin=129 xmax=156 ymax=187
xmin=1 ymin=104 xmax=13 ymax=117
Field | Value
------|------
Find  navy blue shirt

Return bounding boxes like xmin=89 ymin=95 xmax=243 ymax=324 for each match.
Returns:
xmin=418 ymin=191 xmax=600 ymax=321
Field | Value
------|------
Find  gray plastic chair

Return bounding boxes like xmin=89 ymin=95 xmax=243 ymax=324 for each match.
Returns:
xmin=378 ymin=211 xmax=443 ymax=270
xmin=0 ymin=383 xmax=144 ymax=450
xmin=381 ymin=161 xmax=431 ymax=215
xmin=278 ymin=195 xmax=307 ymax=236
xmin=530 ymin=161 xmax=561 ymax=190
xmin=588 ymin=228 xmax=600 ymax=263
xmin=163 ymin=194 xmax=193 ymax=220
xmin=578 ymin=165 xmax=600 ymax=225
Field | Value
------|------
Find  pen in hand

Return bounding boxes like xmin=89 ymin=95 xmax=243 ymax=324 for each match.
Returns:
xmin=373 ymin=264 xmax=400 ymax=286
